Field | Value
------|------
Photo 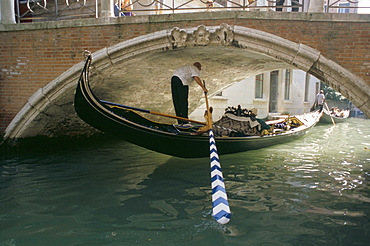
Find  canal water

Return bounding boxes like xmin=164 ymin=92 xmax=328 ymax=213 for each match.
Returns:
xmin=0 ymin=118 xmax=369 ymax=246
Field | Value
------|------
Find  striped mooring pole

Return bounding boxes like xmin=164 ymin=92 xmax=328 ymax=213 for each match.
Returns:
xmin=209 ymin=129 xmax=231 ymax=224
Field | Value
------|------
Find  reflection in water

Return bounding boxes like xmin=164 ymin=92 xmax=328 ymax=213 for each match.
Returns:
xmin=303 ymin=202 xmax=365 ymax=217
xmin=0 ymin=119 xmax=369 ymax=245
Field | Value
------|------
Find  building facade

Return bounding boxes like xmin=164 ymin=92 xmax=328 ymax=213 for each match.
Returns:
xmin=190 ymin=69 xmax=320 ymax=121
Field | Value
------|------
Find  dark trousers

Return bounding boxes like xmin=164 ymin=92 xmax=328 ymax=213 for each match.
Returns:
xmin=318 ymin=104 xmax=324 ymax=112
xmin=171 ymin=76 xmax=189 ymax=124
xmin=276 ymin=0 xmax=299 ymax=12
xmin=276 ymin=0 xmax=284 ymax=11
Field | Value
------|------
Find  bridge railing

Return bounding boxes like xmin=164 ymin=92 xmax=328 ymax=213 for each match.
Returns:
xmin=117 ymin=0 xmax=303 ymax=15
xmin=15 ymin=0 xmax=99 ymax=23
xmin=14 ymin=0 xmax=368 ymax=23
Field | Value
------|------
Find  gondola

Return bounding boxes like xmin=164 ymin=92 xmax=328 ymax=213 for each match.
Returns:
xmin=74 ymin=54 xmax=323 ymax=158
xmin=320 ymin=107 xmax=350 ymax=124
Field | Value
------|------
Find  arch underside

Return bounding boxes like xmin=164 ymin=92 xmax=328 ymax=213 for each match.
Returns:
xmin=4 ymin=24 xmax=369 ymax=141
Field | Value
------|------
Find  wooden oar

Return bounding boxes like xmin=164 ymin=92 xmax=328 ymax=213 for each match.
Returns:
xmin=203 ymin=81 xmax=231 ymax=224
xmin=101 ymin=100 xmax=206 ymax=125
xmin=324 ymin=102 xmax=336 ymax=126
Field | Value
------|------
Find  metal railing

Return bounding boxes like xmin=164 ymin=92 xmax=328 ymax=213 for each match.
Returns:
xmin=116 ymin=0 xmax=305 ymax=15
xmin=326 ymin=0 xmax=368 ymax=13
xmin=15 ymin=0 xmax=98 ymax=23
xmin=14 ymin=0 xmax=369 ymax=23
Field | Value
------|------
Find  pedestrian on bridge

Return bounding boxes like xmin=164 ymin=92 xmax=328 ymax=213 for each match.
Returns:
xmin=276 ymin=0 xmax=299 ymax=12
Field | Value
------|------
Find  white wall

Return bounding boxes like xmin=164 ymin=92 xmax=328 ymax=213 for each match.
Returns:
xmin=189 ymin=69 xmax=319 ymax=122
xmin=278 ymin=70 xmax=317 ymax=115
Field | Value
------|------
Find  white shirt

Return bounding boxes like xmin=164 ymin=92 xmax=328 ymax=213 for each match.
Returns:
xmin=316 ymin=93 xmax=325 ymax=104
xmin=173 ymin=65 xmax=200 ymax=86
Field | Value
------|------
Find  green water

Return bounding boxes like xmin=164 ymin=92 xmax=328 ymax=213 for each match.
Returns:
xmin=1 ymin=119 xmax=369 ymax=245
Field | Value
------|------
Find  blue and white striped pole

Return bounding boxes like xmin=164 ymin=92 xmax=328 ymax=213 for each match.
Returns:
xmin=203 ymin=80 xmax=231 ymax=224
xmin=209 ymin=129 xmax=231 ymax=224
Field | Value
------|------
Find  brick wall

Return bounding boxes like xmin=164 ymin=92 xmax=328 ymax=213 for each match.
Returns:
xmin=0 ymin=12 xmax=369 ymax=133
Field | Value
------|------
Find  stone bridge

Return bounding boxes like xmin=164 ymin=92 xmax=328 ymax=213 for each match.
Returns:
xmin=0 ymin=11 xmax=369 ymax=143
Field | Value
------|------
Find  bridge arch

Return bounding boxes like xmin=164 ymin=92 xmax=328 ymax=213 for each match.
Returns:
xmin=4 ymin=24 xmax=369 ymax=141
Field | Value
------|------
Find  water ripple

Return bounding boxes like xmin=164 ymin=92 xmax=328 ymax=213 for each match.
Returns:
xmin=0 ymin=119 xmax=369 ymax=245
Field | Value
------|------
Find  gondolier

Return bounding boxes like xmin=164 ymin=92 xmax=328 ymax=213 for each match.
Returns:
xmin=171 ymin=62 xmax=208 ymax=124
xmin=315 ymin=90 xmax=325 ymax=112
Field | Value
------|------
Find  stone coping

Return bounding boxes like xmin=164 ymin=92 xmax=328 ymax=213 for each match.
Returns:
xmin=1 ymin=11 xmax=370 ymax=32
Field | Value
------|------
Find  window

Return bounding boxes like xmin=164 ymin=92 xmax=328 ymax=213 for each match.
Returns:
xmin=255 ymin=74 xmax=264 ymax=98
xmin=284 ymin=69 xmax=291 ymax=100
